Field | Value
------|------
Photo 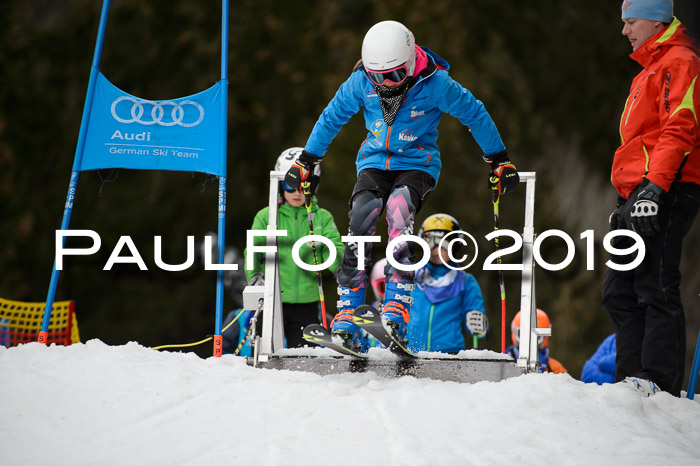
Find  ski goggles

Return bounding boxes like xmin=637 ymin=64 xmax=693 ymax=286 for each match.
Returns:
xmin=366 ymin=64 xmax=409 ymax=87
xmin=422 ymin=231 xmax=449 ymax=251
xmin=281 ymin=181 xmax=298 ymax=193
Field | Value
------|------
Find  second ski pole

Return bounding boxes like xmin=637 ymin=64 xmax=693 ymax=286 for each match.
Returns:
xmin=491 ymin=176 xmax=507 ymax=353
xmin=301 ymin=181 xmax=329 ymax=329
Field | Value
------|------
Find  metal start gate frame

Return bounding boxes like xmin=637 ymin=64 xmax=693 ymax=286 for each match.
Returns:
xmin=515 ymin=172 xmax=550 ymax=372
xmin=242 ymin=170 xmax=545 ymax=377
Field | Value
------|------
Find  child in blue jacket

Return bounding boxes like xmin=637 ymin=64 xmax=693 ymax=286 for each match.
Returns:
xmin=408 ymin=214 xmax=488 ymax=354
xmin=284 ymin=21 xmax=518 ymax=351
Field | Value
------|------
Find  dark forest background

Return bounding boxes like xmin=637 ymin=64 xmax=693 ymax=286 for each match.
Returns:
xmin=1 ymin=0 xmax=699 ymax=385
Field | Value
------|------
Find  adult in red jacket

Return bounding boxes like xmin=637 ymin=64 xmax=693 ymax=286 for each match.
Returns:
xmin=603 ymin=0 xmax=700 ymax=397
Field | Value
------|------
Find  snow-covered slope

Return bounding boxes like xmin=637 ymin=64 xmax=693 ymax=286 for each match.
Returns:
xmin=2 ymin=340 xmax=699 ymax=465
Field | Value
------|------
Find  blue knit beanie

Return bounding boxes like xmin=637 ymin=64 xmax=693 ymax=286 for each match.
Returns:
xmin=621 ymin=0 xmax=673 ymax=23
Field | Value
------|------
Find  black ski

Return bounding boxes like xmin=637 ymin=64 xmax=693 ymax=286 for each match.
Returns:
xmin=302 ymin=324 xmax=368 ymax=358
xmin=353 ymin=305 xmax=416 ymax=358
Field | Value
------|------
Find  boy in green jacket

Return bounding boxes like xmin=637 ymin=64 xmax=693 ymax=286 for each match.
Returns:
xmin=244 ymin=148 xmax=344 ymax=347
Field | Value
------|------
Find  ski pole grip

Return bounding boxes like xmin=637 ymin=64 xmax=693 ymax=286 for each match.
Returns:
xmin=490 ymin=176 xmax=500 ymax=202
xmin=301 ymin=181 xmax=312 ymax=207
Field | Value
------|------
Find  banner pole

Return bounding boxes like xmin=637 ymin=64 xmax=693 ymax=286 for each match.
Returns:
xmin=212 ymin=0 xmax=230 ymax=357
xmin=39 ymin=0 xmax=112 ymax=343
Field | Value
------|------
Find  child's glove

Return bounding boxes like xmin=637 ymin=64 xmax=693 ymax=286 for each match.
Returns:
xmin=485 ymin=150 xmax=519 ymax=196
xmin=466 ymin=310 xmax=489 ymax=335
xmin=284 ymin=150 xmax=321 ymax=192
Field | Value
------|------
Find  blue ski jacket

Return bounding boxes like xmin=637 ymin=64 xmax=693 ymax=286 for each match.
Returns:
xmin=407 ymin=261 xmax=486 ymax=354
xmin=580 ymin=333 xmax=616 ymax=385
xmin=304 ymin=47 xmax=506 ymax=186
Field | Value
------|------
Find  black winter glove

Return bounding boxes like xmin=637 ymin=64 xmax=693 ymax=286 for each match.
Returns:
xmin=630 ymin=179 xmax=664 ymax=236
xmin=284 ymin=150 xmax=321 ymax=192
xmin=485 ymin=150 xmax=519 ymax=196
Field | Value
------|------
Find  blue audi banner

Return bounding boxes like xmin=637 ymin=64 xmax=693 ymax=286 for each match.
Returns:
xmin=79 ymin=72 xmax=224 ymax=176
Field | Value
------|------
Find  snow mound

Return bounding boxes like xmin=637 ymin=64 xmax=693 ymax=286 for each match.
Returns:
xmin=2 ymin=340 xmax=699 ymax=465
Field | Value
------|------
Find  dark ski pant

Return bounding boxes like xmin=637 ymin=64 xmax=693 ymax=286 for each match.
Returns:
xmin=602 ymin=182 xmax=699 ymax=396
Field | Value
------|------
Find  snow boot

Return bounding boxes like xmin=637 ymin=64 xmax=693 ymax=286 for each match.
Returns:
xmin=381 ymin=282 xmax=414 ymax=343
xmin=331 ymin=285 xmax=365 ymax=351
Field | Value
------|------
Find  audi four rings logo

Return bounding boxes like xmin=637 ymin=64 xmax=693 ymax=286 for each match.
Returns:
xmin=110 ymin=96 xmax=205 ymax=127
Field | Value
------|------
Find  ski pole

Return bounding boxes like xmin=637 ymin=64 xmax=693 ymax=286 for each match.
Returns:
xmin=473 ymin=334 xmax=478 ymax=349
xmin=301 ymin=181 xmax=328 ymax=329
xmin=490 ymin=176 xmax=507 ymax=354
xmin=687 ymin=329 xmax=700 ymax=400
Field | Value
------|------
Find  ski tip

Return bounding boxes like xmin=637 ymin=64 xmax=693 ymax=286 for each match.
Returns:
xmin=354 ymin=304 xmax=378 ymax=319
xmin=303 ymin=323 xmax=327 ymax=333
xmin=303 ymin=324 xmax=330 ymax=344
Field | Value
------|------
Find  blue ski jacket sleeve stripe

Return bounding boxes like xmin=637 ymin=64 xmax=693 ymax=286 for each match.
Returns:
xmin=304 ymin=47 xmax=505 ymax=186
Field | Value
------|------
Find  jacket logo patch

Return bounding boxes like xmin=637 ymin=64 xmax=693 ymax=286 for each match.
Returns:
xmin=664 ymin=71 xmax=672 ymax=113
xmin=398 ymin=130 xmax=418 ymax=142
xmin=370 ymin=119 xmax=384 ymax=138
xmin=410 ymin=106 xmax=425 ymax=120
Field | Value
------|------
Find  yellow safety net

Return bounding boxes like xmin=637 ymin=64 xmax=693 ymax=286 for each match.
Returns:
xmin=0 ymin=297 xmax=80 ymax=347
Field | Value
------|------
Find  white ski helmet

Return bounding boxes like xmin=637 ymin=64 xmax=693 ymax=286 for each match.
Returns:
xmin=361 ymin=21 xmax=416 ymax=76
xmin=275 ymin=147 xmax=321 ymax=194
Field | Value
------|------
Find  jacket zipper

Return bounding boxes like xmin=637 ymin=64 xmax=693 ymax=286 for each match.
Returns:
xmin=359 ymin=136 xmax=369 ymax=159
xmin=294 ymin=209 xmax=300 ymax=301
xmin=417 ymin=143 xmax=431 ymax=165
xmin=624 ymin=86 xmax=642 ymax=127
xmin=427 ymin=304 xmax=435 ymax=351
xmin=385 ymin=125 xmax=393 ymax=169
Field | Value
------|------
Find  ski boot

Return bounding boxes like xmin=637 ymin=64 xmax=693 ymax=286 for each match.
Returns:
xmin=330 ymin=285 xmax=365 ymax=352
xmin=618 ymin=377 xmax=661 ymax=397
xmin=381 ymin=282 xmax=414 ymax=345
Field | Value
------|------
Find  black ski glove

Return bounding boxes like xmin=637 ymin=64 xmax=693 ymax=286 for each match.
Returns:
xmin=485 ymin=150 xmax=519 ymax=196
xmin=284 ymin=150 xmax=321 ymax=192
xmin=630 ymin=179 xmax=664 ymax=236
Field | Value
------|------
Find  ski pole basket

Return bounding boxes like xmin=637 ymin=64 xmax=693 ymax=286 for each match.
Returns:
xmin=0 ymin=297 xmax=80 ymax=347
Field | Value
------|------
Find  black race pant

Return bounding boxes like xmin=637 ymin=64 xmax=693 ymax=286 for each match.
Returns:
xmin=602 ymin=182 xmax=699 ymax=396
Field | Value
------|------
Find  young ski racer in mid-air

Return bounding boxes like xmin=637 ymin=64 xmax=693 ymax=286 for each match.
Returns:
xmin=285 ymin=20 xmax=519 ymax=352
